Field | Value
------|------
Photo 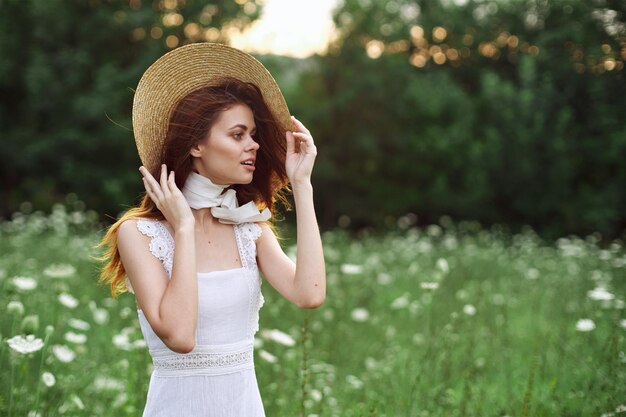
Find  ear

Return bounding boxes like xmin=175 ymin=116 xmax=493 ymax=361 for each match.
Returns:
xmin=189 ymin=142 xmax=203 ymax=158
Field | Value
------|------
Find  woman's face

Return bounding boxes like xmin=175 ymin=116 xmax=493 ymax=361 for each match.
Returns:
xmin=190 ymin=103 xmax=259 ymax=185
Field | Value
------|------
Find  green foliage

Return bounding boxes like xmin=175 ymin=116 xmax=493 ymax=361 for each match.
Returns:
xmin=295 ymin=0 xmax=626 ymax=238
xmin=0 ymin=0 xmax=259 ymax=220
xmin=1 ymin=0 xmax=625 ymax=239
xmin=1 ymin=207 xmax=625 ymax=415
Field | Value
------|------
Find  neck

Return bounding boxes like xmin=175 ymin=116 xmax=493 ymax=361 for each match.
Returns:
xmin=192 ymin=208 xmax=220 ymax=229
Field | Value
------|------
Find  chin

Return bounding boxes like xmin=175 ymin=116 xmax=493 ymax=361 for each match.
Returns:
xmin=231 ymin=176 xmax=254 ymax=185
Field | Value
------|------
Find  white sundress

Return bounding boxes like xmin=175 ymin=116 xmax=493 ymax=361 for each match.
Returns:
xmin=126 ymin=218 xmax=266 ymax=417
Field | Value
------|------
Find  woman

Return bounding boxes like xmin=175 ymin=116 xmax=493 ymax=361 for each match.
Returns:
xmin=98 ymin=43 xmax=326 ymax=416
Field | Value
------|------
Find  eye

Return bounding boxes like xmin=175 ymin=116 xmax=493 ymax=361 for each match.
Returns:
xmin=233 ymin=131 xmax=244 ymax=140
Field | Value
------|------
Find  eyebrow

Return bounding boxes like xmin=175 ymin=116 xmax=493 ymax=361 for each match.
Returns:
xmin=228 ymin=124 xmax=256 ymax=131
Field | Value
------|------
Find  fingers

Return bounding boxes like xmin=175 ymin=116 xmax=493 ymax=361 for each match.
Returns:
xmin=286 ymin=130 xmax=295 ymax=155
xmin=139 ymin=165 xmax=165 ymax=202
xmin=167 ymin=170 xmax=178 ymax=194
xmin=292 ymin=131 xmax=317 ymax=155
xmin=140 ymin=164 xmax=180 ymax=207
xmin=291 ymin=115 xmax=310 ymax=135
xmin=159 ymin=165 xmax=171 ymax=197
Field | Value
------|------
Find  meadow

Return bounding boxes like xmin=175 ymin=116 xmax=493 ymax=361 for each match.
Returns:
xmin=1 ymin=200 xmax=625 ymax=417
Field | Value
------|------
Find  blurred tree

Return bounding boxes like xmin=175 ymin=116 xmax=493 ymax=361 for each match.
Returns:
xmin=0 ymin=0 xmax=260 ymax=220
xmin=2 ymin=0 xmax=626 ymax=239
xmin=301 ymin=0 xmax=626 ymax=238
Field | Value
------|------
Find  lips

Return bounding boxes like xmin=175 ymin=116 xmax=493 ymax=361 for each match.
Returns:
xmin=241 ymin=158 xmax=256 ymax=171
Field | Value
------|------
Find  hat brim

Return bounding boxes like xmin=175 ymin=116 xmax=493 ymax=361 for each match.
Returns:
xmin=132 ymin=42 xmax=292 ymax=174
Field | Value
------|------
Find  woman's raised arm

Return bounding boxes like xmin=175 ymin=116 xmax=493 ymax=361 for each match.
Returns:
xmin=256 ymin=116 xmax=326 ymax=308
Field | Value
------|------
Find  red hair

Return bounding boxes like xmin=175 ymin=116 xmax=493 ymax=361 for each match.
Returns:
xmin=97 ymin=77 xmax=290 ymax=297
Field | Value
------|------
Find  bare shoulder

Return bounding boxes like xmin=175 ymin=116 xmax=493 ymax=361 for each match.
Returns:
xmin=118 ymin=218 xmax=140 ymax=241
xmin=117 ymin=218 xmax=169 ymax=311
xmin=256 ymin=222 xmax=278 ymax=247
xmin=117 ymin=218 xmax=148 ymax=251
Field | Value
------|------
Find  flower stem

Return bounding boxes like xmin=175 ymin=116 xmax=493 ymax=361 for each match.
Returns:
xmin=300 ymin=315 xmax=310 ymax=417
xmin=8 ymin=360 xmax=15 ymax=417
xmin=33 ymin=331 xmax=52 ymax=413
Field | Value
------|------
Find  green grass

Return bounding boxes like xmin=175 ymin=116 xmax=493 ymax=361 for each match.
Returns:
xmin=1 ymin=203 xmax=625 ymax=417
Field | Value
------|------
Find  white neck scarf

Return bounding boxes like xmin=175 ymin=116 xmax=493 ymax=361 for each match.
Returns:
xmin=181 ymin=171 xmax=271 ymax=224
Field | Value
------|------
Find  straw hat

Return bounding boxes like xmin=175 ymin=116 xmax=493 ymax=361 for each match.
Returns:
xmin=132 ymin=42 xmax=292 ymax=174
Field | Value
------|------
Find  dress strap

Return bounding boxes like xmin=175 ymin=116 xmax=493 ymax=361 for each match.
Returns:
xmin=136 ymin=218 xmax=174 ymax=277
xmin=233 ymin=222 xmax=262 ymax=273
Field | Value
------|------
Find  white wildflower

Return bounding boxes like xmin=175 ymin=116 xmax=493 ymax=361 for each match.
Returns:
xmin=7 ymin=334 xmax=44 ymax=354
xmin=71 ymin=394 xmax=85 ymax=410
xmin=254 ymin=337 xmax=264 ymax=349
xmin=261 ymin=329 xmax=296 ymax=347
xmin=526 ymin=268 xmax=540 ymax=280
xmin=119 ymin=306 xmax=132 ymax=318
xmin=364 ymin=357 xmax=378 ymax=370
xmin=12 ymin=276 xmax=37 ymax=291
xmin=93 ymin=308 xmax=109 ymax=324
xmin=92 ymin=376 xmax=125 ymax=391
xmin=58 ymin=293 xmax=79 ymax=309
xmin=341 ymin=263 xmax=363 ymax=274
xmin=259 ymin=349 xmax=277 ymax=363
xmin=310 ymin=389 xmax=322 ymax=402
xmin=619 ymin=319 xmax=626 ymax=330
xmin=377 ymin=272 xmax=393 ymax=285
xmin=587 ymin=287 xmax=615 ymax=301
xmin=436 ymin=258 xmax=449 ymax=273
xmin=426 ymin=224 xmax=442 ymax=237
xmin=391 ymin=293 xmax=410 ymax=309
xmin=490 ymin=293 xmax=506 ymax=305
xmin=41 ymin=371 xmax=56 ymax=387
xmin=463 ymin=304 xmax=477 ymax=316
xmin=68 ymin=318 xmax=90 ymax=331
xmin=112 ymin=333 xmax=131 ymax=350
xmin=43 ymin=263 xmax=76 ymax=278
xmin=52 ymin=345 xmax=76 ymax=363
xmin=351 ymin=308 xmax=369 ymax=322
xmin=346 ymin=374 xmax=364 ymax=389
xmin=417 ymin=240 xmax=433 ymax=253
xmin=576 ymin=318 xmax=595 ymax=332
xmin=64 ymin=332 xmax=87 ymax=344
xmin=132 ymin=339 xmax=147 ymax=349
xmin=88 ymin=301 xmax=110 ymax=324
xmin=420 ymin=282 xmax=439 ymax=290
xmin=7 ymin=300 xmax=25 ymax=315
xmin=111 ymin=392 xmax=128 ymax=408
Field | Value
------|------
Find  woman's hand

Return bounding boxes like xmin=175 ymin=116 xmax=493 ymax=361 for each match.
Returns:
xmin=286 ymin=116 xmax=317 ymax=186
xmin=139 ymin=164 xmax=195 ymax=231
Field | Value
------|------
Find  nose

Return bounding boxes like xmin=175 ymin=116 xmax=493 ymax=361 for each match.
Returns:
xmin=247 ymin=135 xmax=260 ymax=151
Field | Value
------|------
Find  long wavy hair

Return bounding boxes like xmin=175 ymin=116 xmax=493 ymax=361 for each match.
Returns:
xmin=97 ymin=77 xmax=290 ymax=297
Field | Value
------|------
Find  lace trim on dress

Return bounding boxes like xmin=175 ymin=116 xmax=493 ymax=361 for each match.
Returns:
xmin=234 ymin=222 xmax=262 ymax=273
xmin=150 ymin=341 xmax=254 ymax=377
xmin=136 ymin=218 xmax=174 ymax=277
xmin=235 ymin=223 xmax=265 ymax=338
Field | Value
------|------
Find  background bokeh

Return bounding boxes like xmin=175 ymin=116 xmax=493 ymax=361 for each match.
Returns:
xmin=2 ymin=1 xmax=626 ymax=416
xmin=2 ymin=0 xmax=625 ymax=239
